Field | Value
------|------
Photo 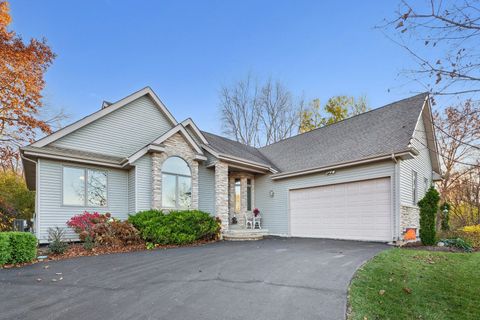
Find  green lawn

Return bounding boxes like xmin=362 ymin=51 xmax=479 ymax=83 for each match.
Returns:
xmin=348 ymin=248 xmax=480 ymax=320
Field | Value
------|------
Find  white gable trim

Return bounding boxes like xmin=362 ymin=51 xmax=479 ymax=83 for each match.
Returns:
xmin=125 ymin=124 xmax=204 ymax=166
xmin=181 ymin=118 xmax=209 ymax=145
xmin=152 ymin=124 xmax=204 ymax=154
xmin=126 ymin=145 xmax=166 ymax=165
xmin=32 ymin=87 xmax=178 ymax=148
xmin=409 ymin=95 xmax=441 ymax=174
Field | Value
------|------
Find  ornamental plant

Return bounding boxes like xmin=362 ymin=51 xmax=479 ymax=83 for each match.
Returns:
xmin=66 ymin=211 xmax=110 ymax=240
xmin=253 ymin=208 xmax=260 ymax=217
xmin=460 ymin=225 xmax=480 ymax=248
xmin=418 ymin=186 xmax=440 ymax=246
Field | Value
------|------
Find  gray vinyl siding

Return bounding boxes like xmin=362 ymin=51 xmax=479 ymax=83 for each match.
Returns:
xmin=128 ymin=168 xmax=136 ymax=214
xmin=198 ymin=162 xmax=215 ymax=215
xmin=51 ymin=96 xmax=173 ymax=157
xmin=36 ymin=158 xmax=128 ymax=243
xmin=399 ymin=117 xmax=433 ymax=206
xmin=134 ymin=154 xmax=152 ymax=212
xmin=255 ymin=160 xmax=396 ymax=236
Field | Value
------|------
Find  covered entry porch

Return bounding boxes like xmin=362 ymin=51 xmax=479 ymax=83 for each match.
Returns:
xmin=212 ymin=160 xmax=270 ymax=239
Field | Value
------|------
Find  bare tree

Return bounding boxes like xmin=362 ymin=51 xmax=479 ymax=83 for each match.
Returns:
xmin=432 ymin=100 xmax=480 ymax=227
xmin=383 ymin=0 xmax=480 ymax=96
xmin=219 ymin=75 xmax=262 ymax=146
xmin=220 ymin=75 xmax=302 ymax=147
xmin=259 ymin=79 xmax=300 ymax=145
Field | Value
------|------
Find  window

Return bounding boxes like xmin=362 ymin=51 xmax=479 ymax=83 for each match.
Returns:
xmin=63 ymin=167 xmax=107 ymax=206
xmin=162 ymin=157 xmax=191 ymax=209
xmin=247 ymin=179 xmax=252 ymax=211
xmin=234 ymin=178 xmax=241 ymax=214
xmin=412 ymin=170 xmax=418 ymax=205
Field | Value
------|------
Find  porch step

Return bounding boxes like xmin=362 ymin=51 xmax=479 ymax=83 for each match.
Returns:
xmin=223 ymin=229 xmax=268 ymax=241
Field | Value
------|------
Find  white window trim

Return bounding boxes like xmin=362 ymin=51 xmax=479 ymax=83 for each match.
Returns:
xmin=62 ymin=165 xmax=109 ymax=208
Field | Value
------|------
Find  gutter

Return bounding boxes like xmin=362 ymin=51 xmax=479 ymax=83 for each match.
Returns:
xmin=22 ymin=150 xmax=125 ymax=168
xmin=271 ymin=150 xmax=414 ymax=180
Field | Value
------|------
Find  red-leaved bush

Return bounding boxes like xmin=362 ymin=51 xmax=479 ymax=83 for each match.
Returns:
xmin=67 ymin=211 xmax=111 ymax=241
xmin=67 ymin=211 xmax=141 ymax=246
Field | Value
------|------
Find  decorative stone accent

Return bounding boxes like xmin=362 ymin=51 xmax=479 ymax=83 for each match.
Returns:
xmin=400 ymin=205 xmax=420 ymax=239
xmin=151 ymin=132 xmax=199 ymax=210
xmin=215 ymin=161 xmax=229 ymax=231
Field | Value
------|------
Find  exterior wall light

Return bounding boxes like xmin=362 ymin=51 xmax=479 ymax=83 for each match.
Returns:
xmin=269 ymin=190 xmax=275 ymax=198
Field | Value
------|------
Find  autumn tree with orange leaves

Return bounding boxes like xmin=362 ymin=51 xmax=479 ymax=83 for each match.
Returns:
xmin=0 ymin=0 xmax=55 ymax=170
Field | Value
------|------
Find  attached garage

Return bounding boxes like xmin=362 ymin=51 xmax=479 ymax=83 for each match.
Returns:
xmin=289 ymin=177 xmax=392 ymax=242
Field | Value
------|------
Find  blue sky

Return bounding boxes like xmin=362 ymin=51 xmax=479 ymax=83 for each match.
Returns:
xmin=10 ymin=1 xmax=431 ymax=134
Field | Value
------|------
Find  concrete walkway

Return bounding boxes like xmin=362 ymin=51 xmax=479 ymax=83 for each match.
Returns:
xmin=0 ymin=238 xmax=387 ymax=320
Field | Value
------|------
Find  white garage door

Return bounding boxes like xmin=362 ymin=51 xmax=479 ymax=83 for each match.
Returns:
xmin=289 ymin=177 xmax=392 ymax=242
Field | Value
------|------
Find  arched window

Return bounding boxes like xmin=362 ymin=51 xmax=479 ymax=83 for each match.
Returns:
xmin=162 ymin=156 xmax=192 ymax=208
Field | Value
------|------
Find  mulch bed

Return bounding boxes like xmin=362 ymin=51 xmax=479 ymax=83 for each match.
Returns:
xmin=400 ymin=241 xmax=478 ymax=253
xmin=1 ymin=239 xmax=218 ymax=269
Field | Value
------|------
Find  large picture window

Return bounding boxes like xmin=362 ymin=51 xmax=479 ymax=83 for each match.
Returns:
xmin=162 ymin=157 xmax=192 ymax=209
xmin=63 ymin=167 xmax=107 ymax=206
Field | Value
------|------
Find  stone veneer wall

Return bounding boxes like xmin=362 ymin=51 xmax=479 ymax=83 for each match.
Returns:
xmin=400 ymin=205 xmax=420 ymax=237
xmin=151 ymin=133 xmax=199 ymax=210
xmin=215 ymin=161 xmax=229 ymax=231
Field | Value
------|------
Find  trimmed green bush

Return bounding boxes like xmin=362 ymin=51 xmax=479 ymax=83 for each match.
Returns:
xmin=0 ymin=232 xmax=37 ymax=265
xmin=418 ymin=186 xmax=440 ymax=246
xmin=128 ymin=210 xmax=220 ymax=245
xmin=0 ymin=233 xmax=11 ymax=265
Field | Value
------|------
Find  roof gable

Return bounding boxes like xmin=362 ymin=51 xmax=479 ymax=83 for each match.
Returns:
xmin=32 ymin=87 xmax=178 ymax=148
xmin=127 ymin=124 xmax=205 ymax=164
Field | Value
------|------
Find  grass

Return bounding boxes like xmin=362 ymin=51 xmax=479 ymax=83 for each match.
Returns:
xmin=348 ymin=248 xmax=480 ymax=320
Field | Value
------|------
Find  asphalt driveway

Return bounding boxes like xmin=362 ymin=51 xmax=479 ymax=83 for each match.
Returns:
xmin=0 ymin=238 xmax=386 ymax=320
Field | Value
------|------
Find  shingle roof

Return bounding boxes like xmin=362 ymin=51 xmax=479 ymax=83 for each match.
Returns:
xmin=202 ymin=93 xmax=427 ymax=173
xmin=21 ymin=145 xmax=126 ymax=164
xmin=201 ymin=131 xmax=276 ymax=168
xmin=258 ymin=93 xmax=428 ymax=173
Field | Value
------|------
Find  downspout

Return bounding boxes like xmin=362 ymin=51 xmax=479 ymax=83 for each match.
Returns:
xmin=391 ymin=153 xmax=401 ymax=242
xmin=20 ymin=153 xmax=39 ymax=239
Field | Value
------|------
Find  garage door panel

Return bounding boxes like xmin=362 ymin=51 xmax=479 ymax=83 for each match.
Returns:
xmin=290 ymin=178 xmax=392 ymax=242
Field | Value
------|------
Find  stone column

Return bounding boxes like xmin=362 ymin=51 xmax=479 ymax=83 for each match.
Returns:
xmin=151 ymin=153 xmax=166 ymax=209
xmin=215 ymin=161 xmax=229 ymax=231
xmin=191 ymin=161 xmax=199 ymax=209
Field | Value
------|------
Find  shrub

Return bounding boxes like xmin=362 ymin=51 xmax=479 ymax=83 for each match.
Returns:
xmin=7 ymin=232 xmax=37 ymax=264
xmin=129 ymin=210 xmax=220 ymax=245
xmin=47 ymin=227 xmax=69 ymax=255
xmin=92 ymin=220 xmax=141 ymax=246
xmin=441 ymin=238 xmax=473 ymax=252
xmin=418 ymin=186 xmax=440 ymax=246
xmin=67 ymin=211 xmax=110 ymax=240
xmin=0 ymin=233 xmax=11 ymax=265
xmin=83 ymin=235 xmax=94 ymax=250
xmin=459 ymin=225 xmax=480 ymax=248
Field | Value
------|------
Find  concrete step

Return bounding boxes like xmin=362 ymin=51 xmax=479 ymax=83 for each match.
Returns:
xmin=223 ymin=229 xmax=268 ymax=241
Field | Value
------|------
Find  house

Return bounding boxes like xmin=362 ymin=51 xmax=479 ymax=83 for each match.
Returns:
xmin=21 ymin=87 xmax=441 ymax=243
